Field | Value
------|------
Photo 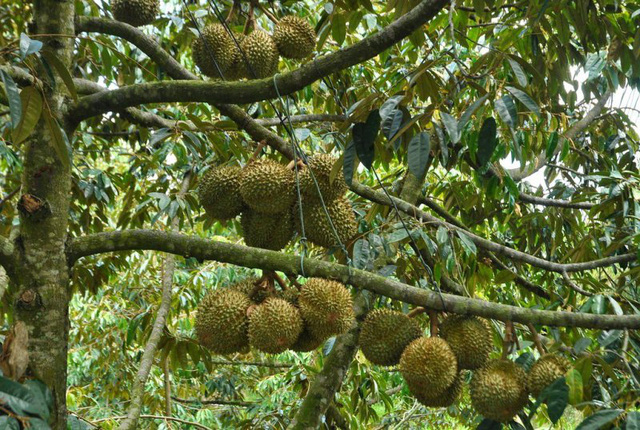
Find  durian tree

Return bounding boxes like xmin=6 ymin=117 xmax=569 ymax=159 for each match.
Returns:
xmin=1 ymin=0 xmax=640 ymax=428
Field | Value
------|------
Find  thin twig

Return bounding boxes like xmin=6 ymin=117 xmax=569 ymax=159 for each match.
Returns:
xmin=527 ymin=323 xmax=546 ymax=355
xmin=171 ymin=396 xmax=256 ymax=407
xmin=561 ymin=271 xmax=593 ymax=296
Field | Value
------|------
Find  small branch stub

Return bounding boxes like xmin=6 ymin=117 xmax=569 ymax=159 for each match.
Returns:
xmin=17 ymin=194 xmax=51 ymax=220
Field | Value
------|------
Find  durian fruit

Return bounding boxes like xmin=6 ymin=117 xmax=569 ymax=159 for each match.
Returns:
xmin=439 ymin=315 xmax=493 ymax=370
xmin=359 ymin=309 xmax=422 ymax=366
xmin=296 ymin=196 xmax=357 ymax=248
xmin=111 ymin=0 xmax=159 ymax=27
xmin=229 ymin=277 xmax=275 ymax=304
xmin=299 ymin=154 xmax=347 ymax=203
xmin=197 ymin=165 xmax=244 ymax=220
xmin=248 ymin=297 xmax=303 ymax=353
xmin=290 ymin=326 xmax=325 ymax=352
xmin=399 ymin=337 xmax=458 ymax=396
xmin=195 ymin=289 xmax=251 ymax=354
xmin=470 ymin=359 xmax=528 ymax=422
xmin=298 ymin=278 xmax=354 ymax=339
xmin=240 ymin=30 xmax=279 ymax=79
xmin=409 ymin=372 xmax=463 ymax=408
xmin=240 ymin=209 xmax=294 ymax=251
xmin=192 ymin=24 xmax=241 ymax=78
xmin=273 ymin=16 xmax=316 ymax=59
xmin=239 ymin=159 xmax=295 ymax=215
xmin=527 ymin=354 xmax=570 ymax=398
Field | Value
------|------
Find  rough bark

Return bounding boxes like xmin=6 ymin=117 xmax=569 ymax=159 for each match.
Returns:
xmin=69 ymin=0 xmax=448 ymax=121
xmin=67 ymin=230 xmax=640 ymax=329
xmin=12 ymin=1 xmax=76 ymax=428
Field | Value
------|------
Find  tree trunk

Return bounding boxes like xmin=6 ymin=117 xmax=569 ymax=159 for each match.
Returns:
xmin=12 ymin=0 xmax=75 ymax=428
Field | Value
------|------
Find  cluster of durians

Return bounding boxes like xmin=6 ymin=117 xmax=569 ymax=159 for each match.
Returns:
xmin=193 ymin=15 xmax=316 ymax=80
xmin=195 ymin=277 xmax=354 ymax=354
xmin=359 ymin=310 xmax=571 ymax=422
xmin=197 ymin=155 xmax=357 ymax=251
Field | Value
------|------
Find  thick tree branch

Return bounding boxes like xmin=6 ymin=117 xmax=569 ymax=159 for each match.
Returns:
xmin=118 ymin=175 xmax=190 ymax=430
xmin=69 ymin=0 xmax=448 ymax=121
xmin=504 ymin=91 xmax=612 ymax=181
xmin=67 ymin=230 xmax=640 ymax=329
xmin=289 ymin=294 xmax=368 ymax=429
xmin=353 ymin=182 xmax=636 ymax=273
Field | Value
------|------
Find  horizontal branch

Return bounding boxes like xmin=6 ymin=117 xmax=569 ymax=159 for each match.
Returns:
xmin=209 ymin=359 xmax=292 ymax=368
xmin=67 ymin=230 xmax=640 ymax=329
xmin=69 ymin=0 xmax=448 ymax=121
xmin=352 ymin=182 xmax=636 ymax=273
xmin=255 ymin=114 xmax=347 ymax=126
xmin=518 ymin=191 xmax=595 ymax=210
xmin=171 ymin=396 xmax=255 ymax=407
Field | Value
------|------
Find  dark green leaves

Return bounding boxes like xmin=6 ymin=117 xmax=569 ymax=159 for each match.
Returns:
xmin=477 ymin=117 xmax=498 ymax=168
xmin=352 ymin=109 xmax=380 ymax=169
xmin=626 ymin=411 xmax=640 ymax=430
xmin=539 ymin=377 xmax=568 ymax=424
xmin=0 ymin=376 xmax=52 ymax=425
xmin=40 ymin=50 xmax=78 ymax=101
xmin=505 ymin=86 xmax=540 ymax=117
xmin=12 ymin=86 xmax=43 ymax=145
xmin=407 ymin=132 xmax=430 ymax=179
xmin=507 ymin=57 xmax=528 ymax=87
xmin=494 ymin=95 xmax=518 ymax=128
xmin=0 ymin=69 xmax=23 ymax=129
xmin=43 ymin=109 xmax=70 ymax=169
xmin=342 ymin=140 xmax=357 ymax=186
xmin=440 ymin=112 xmax=460 ymax=144
xmin=575 ymin=409 xmax=623 ymax=430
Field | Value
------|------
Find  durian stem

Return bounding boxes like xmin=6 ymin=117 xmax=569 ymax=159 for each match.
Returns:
xmin=428 ymin=310 xmax=439 ymax=336
xmin=406 ymin=307 xmax=426 ymax=319
xmin=502 ymin=321 xmax=515 ymax=359
xmin=247 ymin=140 xmax=266 ymax=163
xmin=225 ymin=2 xmax=237 ymax=23
xmin=272 ymin=271 xmax=288 ymax=290
xmin=527 ymin=323 xmax=547 ymax=355
xmin=286 ymin=274 xmax=302 ymax=290
xmin=243 ymin=4 xmax=256 ymax=35
xmin=257 ymin=3 xmax=279 ymax=24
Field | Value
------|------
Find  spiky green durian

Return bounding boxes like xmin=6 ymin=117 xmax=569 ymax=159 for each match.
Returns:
xmin=240 ymin=30 xmax=279 ymax=79
xmin=240 ymin=209 xmax=294 ymax=251
xmin=290 ymin=326 xmax=325 ymax=352
xmin=296 ymin=196 xmax=357 ymax=248
xmin=195 ymin=289 xmax=251 ymax=354
xmin=111 ymin=0 xmax=159 ymax=27
xmin=470 ymin=359 xmax=528 ymax=422
xmin=298 ymin=278 xmax=354 ymax=339
xmin=440 ymin=315 xmax=493 ymax=370
xmin=409 ymin=372 xmax=463 ymax=408
xmin=192 ymin=24 xmax=242 ymax=78
xmin=197 ymin=165 xmax=243 ymax=220
xmin=273 ymin=16 xmax=316 ymax=59
xmin=527 ymin=354 xmax=570 ymax=398
xmin=239 ymin=159 xmax=295 ymax=214
xmin=359 ymin=309 xmax=422 ymax=366
xmin=299 ymin=154 xmax=347 ymax=203
xmin=399 ymin=337 xmax=458 ymax=397
xmin=228 ymin=277 xmax=276 ymax=304
xmin=248 ymin=298 xmax=303 ymax=353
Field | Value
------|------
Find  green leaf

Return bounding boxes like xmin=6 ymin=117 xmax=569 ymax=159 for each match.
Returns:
xmin=382 ymin=109 xmax=403 ymax=140
xmin=575 ymin=409 xmax=623 ymax=430
xmin=626 ymin=411 xmax=640 ymax=430
xmin=353 ymin=239 xmax=370 ymax=269
xmin=342 ymin=140 xmax=358 ymax=186
xmin=545 ymin=132 xmax=559 ymax=159
xmin=539 ymin=377 xmax=568 ymax=424
xmin=352 ymin=109 xmax=380 ymax=169
xmin=407 ymin=132 xmax=430 ymax=179
xmin=505 ymin=86 xmax=540 ymax=117
xmin=0 ymin=69 xmax=23 ymax=129
xmin=477 ymin=117 xmax=498 ymax=167
xmin=565 ymin=369 xmax=583 ymax=405
xmin=42 ymin=109 xmax=70 ymax=169
xmin=332 ymin=14 xmax=347 ymax=46
xmin=19 ymin=33 xmax=43 ymax=59
xmin=507 ymin=57 xmax=528 ymax=86
xmin=440 ymin=112 xmax=460 ymax=144
xmin=379 ymin=95 xmax=404 ymax=121
xmin=0 ymin=376 xmax=49 ymax=420
xmin=0 ymin=416 xmax=20 ymax=430
xmin=456 ymin=231 xmax=477 ymax=256
xmin=40 ymin=49 xmax=78 ymax=101
xmin=459 ymin=94 xmax=489 ymax=131
xmin=12 ymin=86 xmax=43 ymax=145
xmin=495 ymin=95 xmax=518 ymax=128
